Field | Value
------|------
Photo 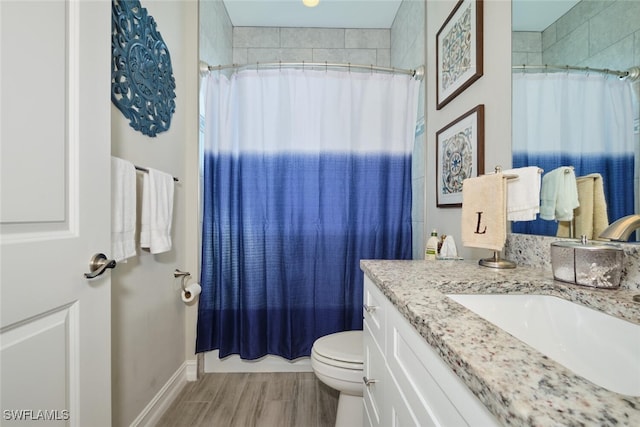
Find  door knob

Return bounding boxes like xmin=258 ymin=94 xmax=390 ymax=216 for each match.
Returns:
xmin=363 ymin=376 xmax=378 ymax=386
xmin=85 ymin=253 xmax=116 ymax=279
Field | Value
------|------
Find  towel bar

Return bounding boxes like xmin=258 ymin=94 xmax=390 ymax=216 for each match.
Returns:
xmin=478 ymin=166 xmax=517 ymax=269
xmin=135 ymin=165 xmax=179 ymax=182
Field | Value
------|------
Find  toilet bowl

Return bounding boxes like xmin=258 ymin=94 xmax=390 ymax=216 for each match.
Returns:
xmin=311 ymin=330 xmax=363 ymax=427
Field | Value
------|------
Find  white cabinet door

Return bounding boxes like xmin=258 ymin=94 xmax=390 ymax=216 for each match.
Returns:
xmin=363 ymin=326 xmax=385 ymax=427
xmin=1 ymin=1 xmax=112 ymax=425
xmin=387 ymin=373 xmax=423 ymax=427
xmin=363 ymin=276 xmax=387 ymax=427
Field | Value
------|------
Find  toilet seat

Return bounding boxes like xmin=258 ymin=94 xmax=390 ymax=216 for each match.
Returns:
xmin=311 ymin=330 xmax=363 ymax=370
xmin=311 ymin=330 xmax=364 ymax=426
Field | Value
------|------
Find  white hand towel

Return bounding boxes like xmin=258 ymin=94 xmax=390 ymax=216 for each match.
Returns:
xmin=461 ymin=173 xmax=506 ymax=252
xmin=540 ymin=166 xmax=579 ymax=221
xmin=111 ymin=157 xmax=137 ymax=262
xmin=140 ymin=168 xmax=175 ymax=254
xmin=502 ymin=166 xmax=541 ymax=222
xmin=556 ymin=168 xmax=579 ymax=221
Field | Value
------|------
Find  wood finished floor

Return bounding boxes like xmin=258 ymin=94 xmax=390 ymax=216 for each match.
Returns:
xmin=157 ymin=372 xmax=339 ymax=427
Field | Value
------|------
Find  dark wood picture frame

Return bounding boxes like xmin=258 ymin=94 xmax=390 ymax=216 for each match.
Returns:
xmin=436 ymin=105 xmax=485 ymax=207
xmin=436 ymin=0 xmax=484 ymax=110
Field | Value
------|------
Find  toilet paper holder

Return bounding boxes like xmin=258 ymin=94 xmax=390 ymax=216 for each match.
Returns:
xmin=174 ymin=269 xmax=191 ymax=292
xmin=175 ymin=269 xmax=201 ymax=303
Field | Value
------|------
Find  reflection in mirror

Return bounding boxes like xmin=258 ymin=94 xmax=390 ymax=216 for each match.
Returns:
xmin=511 ymin=0 xmax=640 ymax=239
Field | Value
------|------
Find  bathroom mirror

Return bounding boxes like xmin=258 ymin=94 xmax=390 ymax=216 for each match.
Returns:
xmin=511 ymin=0 xmax=640 ymax=238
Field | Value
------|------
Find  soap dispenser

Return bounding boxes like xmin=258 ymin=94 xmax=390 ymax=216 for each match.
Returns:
xmin=425 ymin=229 xmax=438 ymax=260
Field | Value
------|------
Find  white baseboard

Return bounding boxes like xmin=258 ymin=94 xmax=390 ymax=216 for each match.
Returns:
xmin=204 ymin=350 xmax=312 ymax=373
xmin=129 ymin=362 xmax=187 ymax=427
xmin=185 ymin=359 xmax=198 ymax=382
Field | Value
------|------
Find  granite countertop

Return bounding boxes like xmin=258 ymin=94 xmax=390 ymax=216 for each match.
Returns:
xmin=360 ymin=259 xmax=640 ymax=426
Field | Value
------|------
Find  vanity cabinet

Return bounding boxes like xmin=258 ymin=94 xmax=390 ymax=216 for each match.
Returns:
xmin=362 ymin=275 xmax=499 ymax=427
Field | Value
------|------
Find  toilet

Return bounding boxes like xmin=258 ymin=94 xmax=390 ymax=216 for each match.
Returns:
xmin=311 ymin=330 xmax=363 ymax=427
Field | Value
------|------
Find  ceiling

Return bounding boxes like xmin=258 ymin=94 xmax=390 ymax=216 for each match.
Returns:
xmin=222 ymin=0 xmax=403 ymax=29
xmin=221 ymin=0 xmax=580 ymax=31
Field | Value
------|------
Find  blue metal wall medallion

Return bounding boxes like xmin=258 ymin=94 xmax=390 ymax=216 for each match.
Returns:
xmin=111 ymin=0 xmax=176 ymax=137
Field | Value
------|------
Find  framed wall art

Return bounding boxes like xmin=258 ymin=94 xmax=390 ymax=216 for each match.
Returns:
xmin=436 ymin=0 xmax=483 ymax=110
xmin=436 ymin=105 xmax=484 ymax=207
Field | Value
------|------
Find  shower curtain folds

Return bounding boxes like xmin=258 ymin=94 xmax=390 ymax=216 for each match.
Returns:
xmin=197 ymin=69 xmax=419 ymax=360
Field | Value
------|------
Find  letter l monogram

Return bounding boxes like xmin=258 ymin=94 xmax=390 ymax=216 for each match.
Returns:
xmin=475 ymin=212 xmax=486 ymax=234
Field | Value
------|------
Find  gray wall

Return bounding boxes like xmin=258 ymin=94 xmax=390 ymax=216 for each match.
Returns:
xmin=110 ymin=1 xmax=199 ymax=425
xmin=425 ymin=0 xmax=513 ymax=261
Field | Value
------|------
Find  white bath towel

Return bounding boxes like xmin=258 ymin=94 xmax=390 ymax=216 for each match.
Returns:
xmin=140 ymin=168 xmax=175 ymax=254
xmin=461 ymin=173 xmax=506 ymax=252
xmin=502 ymin=166 xmax=541 ymax=222
xmin=539 ymin=166 xmax=579 ymax=222
xmin=111 ymin=157 xmax=137 ymax=262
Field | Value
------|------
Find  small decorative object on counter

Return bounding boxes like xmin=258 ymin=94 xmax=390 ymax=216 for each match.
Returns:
xmin=438 ymin=235 xmax=460 ymax=259
xmin=425 ymin=229 xmax=439 ymax=260
xmin=550 ymin=237 xmax=624 ymax=288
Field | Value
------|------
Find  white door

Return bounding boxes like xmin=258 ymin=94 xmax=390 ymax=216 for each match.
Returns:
xmin=1 ymin=1 xmax=111 ymax=425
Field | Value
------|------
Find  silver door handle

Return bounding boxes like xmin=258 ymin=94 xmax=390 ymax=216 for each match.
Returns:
xmin=363 ymin=376 xmax=378 ymax=386
xmin=85 ymin=253 xmax=116 ymax=279
xmin=363 ymin=304 xmax=378 ymax=313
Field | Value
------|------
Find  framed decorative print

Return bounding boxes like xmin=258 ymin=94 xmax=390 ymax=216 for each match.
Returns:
xmin=436 ymin=105 xmax=484 ymax=207
xmin=436 ymin=0 xmax=483 ymax=110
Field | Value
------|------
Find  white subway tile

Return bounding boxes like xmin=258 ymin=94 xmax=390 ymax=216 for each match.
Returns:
xmin=233 ymin=27 xmax=279 ymax=48
xmin=281 ymin=28 xmax=344 ymax=48
xmin=345 ymin=29 xmax=390 ymax=49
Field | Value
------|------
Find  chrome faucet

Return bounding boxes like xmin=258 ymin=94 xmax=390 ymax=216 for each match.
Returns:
xmin=599 ymin=214 xmax=640 ymax=241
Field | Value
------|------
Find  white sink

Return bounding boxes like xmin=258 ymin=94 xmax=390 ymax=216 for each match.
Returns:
xmin=446 ymin=294 xmax=640 ymax=396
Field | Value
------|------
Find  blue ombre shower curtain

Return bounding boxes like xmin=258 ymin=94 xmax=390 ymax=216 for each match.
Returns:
xmin=512 ymin=72 xmax=635 ymax=236
xmin=197 ymin=69 xmax=419 ymax=359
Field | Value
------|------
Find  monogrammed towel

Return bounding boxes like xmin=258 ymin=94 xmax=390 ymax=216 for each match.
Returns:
xmin=461 ymin=173 xmax=506 ymax=252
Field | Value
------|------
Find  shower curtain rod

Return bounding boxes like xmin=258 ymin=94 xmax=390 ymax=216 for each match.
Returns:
xmin=201 ymin=61 xmax=425 ymax=81
xmin=512 ymin=64 xmax=640 ymax=81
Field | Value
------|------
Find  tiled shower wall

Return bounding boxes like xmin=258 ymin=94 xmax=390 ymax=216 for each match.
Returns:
xmin=512 ymin=0 xmax=640 ymax=70
xmin=200 ymin=0 xmax=233 ymax=67
xmin=231 ymin=27 xmax=391 ymax=66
